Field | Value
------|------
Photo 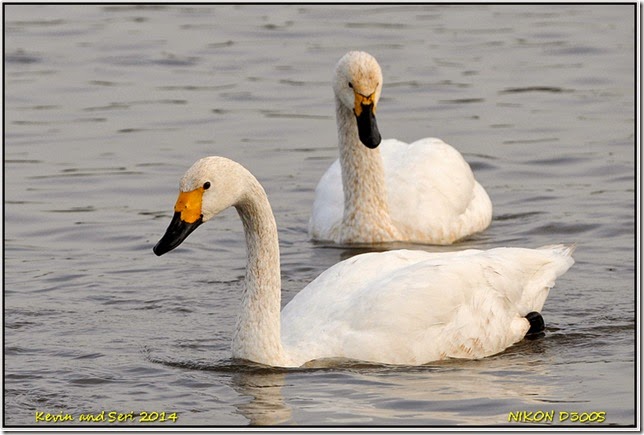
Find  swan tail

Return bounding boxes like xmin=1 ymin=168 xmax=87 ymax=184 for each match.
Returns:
xmin=537 ymin=243 xmax=576 ymax=257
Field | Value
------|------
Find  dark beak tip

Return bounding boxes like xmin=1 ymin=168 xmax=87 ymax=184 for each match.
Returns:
xmin=365 ymin=136 xmax=382 ymax=149
xmin=359 ymin=130 xmax=381 ymax=149
xmin=152 ymin=244 xmax=164 ymax=256
xmin=153 ymin=211 xmax=203 ymax=257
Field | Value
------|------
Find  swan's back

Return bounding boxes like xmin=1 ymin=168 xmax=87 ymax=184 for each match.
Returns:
xmin=381 ymin=138 xmax=492 ymax=243
xmin=281 ymin=245 xmax=573 ymax=366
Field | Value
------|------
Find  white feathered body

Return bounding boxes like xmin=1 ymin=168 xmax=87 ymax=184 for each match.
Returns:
xmin=309 ymin=138 xmax=493 ymax=245
xmin=281 ymin=245 xmax=573 ymax=366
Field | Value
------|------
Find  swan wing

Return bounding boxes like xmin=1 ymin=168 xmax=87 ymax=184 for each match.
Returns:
xmin=380 ymin=138 xmax=493 ymax=243
xmin=281 ymin=245 xmax=573 ymax=366
xmin=308 ymin=159 xmax=343 ymax=241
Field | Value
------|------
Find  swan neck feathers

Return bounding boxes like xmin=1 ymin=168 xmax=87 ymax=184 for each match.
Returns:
xmin=231 ymin=169 xmax=287 ymax=366
xmin=334 ymin=90 xmax=399 ymax=243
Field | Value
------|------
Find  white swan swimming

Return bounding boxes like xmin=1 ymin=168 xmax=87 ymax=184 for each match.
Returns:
xmin=309 ymin=51 xmax=493 ymax=245
xmin=154 ymin=156 xmax=574 ymax=368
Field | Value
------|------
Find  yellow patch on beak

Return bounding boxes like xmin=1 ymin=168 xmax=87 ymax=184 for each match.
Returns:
xmin=174 ymin=187 xmax=204 ymax=224
xmin=353 ymin=91 xmax=377 ymax=117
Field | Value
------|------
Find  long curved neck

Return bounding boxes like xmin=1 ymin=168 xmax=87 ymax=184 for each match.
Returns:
xmin=232 ymin=177 xmax=287 ymax=366
xmin=335 ymin=99 xmax=397 ymax=243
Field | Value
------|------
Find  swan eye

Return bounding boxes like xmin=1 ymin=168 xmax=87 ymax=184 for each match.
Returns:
xmin=203 ymin=181 xmax=211 ymax=190
xmin=348 ymin=82 xmax=353 ymax=89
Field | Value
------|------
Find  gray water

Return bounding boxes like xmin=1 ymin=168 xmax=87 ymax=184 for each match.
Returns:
xmin=4 ymin=4 xmax=636 ymax=428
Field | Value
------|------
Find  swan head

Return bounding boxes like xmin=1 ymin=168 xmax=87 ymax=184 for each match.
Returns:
xmin=153 ymin=156 xmax=248 ymax=256
xmin=334 ymin=51 xmax=383 ymax=149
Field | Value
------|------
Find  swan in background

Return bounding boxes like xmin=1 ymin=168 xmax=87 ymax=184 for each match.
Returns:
xmin=309 ymin=51 xmax=493 ymax=245
xmin=154 ymin=156 xmax=574 ymax=368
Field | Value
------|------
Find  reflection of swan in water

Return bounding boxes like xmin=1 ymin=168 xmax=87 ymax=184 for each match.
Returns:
xmin=232 ymin=370 xmax=292 ymax=426
xmin=142 ymin=350 xmax=293 ymax=426
xmin=286 ymin=348 xmax=560 ymax=426
xmin=153 ymin=156 xmax=574 ymax=367
xmin=232 ymin=348 xmax=560 ymax=426
xmin=145 ymin=340 xmax=558 ymax=426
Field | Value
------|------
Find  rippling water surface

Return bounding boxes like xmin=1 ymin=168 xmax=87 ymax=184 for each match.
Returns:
xmin=4 ymin=4 xmax=636 ymax=428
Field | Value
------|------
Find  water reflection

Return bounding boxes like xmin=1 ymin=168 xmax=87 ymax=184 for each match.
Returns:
xmin=309 ymin=235 xmax=498 ymax=264
xmin=232 ymin=371 xmax=292 ymax=426
xmin=226 ymin=342 xmax=559 ymax=426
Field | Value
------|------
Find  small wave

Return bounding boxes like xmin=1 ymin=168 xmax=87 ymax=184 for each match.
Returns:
xmin=144 ymin=346 xmax=460 ymax=376
xmin=500 ymin=86 xmax=571 ymax=94
xmin=5 ymin=49 xmax=42 ymax=64
xmin=494 ymin=211 xmax=545 ymax=222
xmin=527 ymin=222 xmax=599 ymax=236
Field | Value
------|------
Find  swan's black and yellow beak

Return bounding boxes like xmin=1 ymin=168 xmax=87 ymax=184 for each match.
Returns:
xmin=353 ymin=92 xmax=381 ymax=149
xmin=153 ymin=188 xmax=204 ymax=256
